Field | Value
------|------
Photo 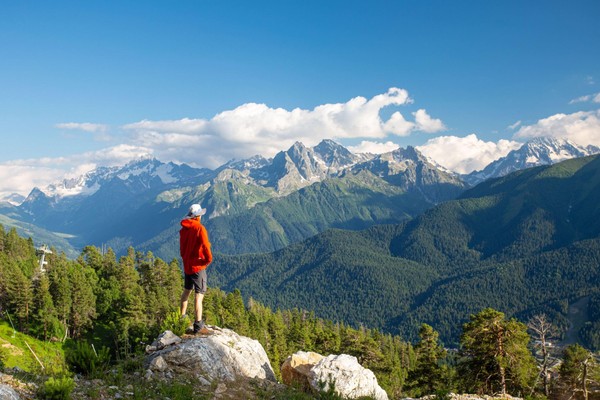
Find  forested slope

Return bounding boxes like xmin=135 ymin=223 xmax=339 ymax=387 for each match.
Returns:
xmin=213 ymin=155 xmax=600 ymax=345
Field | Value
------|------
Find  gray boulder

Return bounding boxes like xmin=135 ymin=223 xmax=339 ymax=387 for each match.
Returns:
xmin=145 ymin=330 xmax=181 ymax=353
xmin=309 ymin=354 xmax=388 ymax=400
xmin=0 ymin=384 xmax=21 ymax=400
xmin=146 ymin=326 xmax=276 ymax=383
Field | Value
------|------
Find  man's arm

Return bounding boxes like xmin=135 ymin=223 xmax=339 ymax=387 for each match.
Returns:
xmin=199 ymin=226 xmax=213 ymax=267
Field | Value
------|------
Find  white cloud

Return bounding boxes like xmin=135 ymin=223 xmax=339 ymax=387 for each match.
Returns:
xmin=514 ymin=109 xmax=600 ymax=146
xmin=56 ymin=122 xmax=112 ymax=141
xmin=122 ymin=118 xmax=206 ymax=134
xmin=417 ymin=134 xmax=522 ymax=174
xmin=347 ymin=140 xmax=400 ymax=154
xmin=569 ymin=92 xmax=600 ymax=104
xmin=413 ymin=109 xmax=446 ymax=133
xmin=2 ymin=88 xmax=447 ymax=197
xmin=122 ymin=87 xmax=445 ymax=167
xmin=508 ymin=120 xmax=522 ymax=130
xmin=56 ymin=122 xmax=108 ymax=132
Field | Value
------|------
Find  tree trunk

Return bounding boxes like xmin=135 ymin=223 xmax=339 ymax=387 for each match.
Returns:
xmin=542 ymin=336 xmax=549 ymax=396
xmin=583 ymin=359 xmax=589 ymax=400
xmin=497 ymin=326 xmax=507 ymax=396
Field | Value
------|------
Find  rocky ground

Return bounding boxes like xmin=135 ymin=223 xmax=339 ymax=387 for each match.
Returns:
xmin=1 ymin=368 xmax=289 ymax=400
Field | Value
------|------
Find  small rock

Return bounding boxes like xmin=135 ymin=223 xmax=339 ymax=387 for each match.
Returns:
xmin=150 ymin=331 xmax=181 ymax=350
xmin=198 ymin=376 xmax=211 ymax=386
xmin=145 ymin=345 xmax=157 ymax=353
xmin=215 ymin=383 xmax=227 ymax=394
xmin=149 ymin=355 xmax=168 ymax=372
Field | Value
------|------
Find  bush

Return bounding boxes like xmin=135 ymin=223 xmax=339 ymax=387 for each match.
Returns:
xmin=38 ymin=376 xmax=75 ymax=400
xmin=65 ymin=340 xmax=111 ymax=377
xmin=160 ymin=310 xmax=189 ymax=337
xmin=0 ymin=346 xmax=6 ymax=370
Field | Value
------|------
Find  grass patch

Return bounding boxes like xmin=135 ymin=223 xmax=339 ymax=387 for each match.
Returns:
xmin=0 ymin=320 xmax=67 ymax=374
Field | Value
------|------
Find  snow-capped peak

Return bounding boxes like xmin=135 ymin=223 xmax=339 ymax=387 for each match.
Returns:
xmin=464 ymin=137 xmax=600 ymax=185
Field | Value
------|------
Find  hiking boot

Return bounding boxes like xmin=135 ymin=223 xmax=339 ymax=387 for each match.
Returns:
xmin=193 ymin=320 xmax=205 ymax=334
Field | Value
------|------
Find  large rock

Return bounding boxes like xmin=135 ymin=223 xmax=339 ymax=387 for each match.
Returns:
xmin=145 ymin=326 xmax=276 ymax=384
xmin=309 ymin=354 xmax=388 ymax=400
xmin=281 ymin=351 xmax=324 ymax=390
xmin=0 ymin=384 xmax=21 ymax=400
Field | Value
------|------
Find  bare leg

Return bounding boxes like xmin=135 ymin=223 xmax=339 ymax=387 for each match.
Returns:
xmin=195 ymin=293 xmax=204 ymax=322
xmin=180 ymin=289 xmax=192 ymax=316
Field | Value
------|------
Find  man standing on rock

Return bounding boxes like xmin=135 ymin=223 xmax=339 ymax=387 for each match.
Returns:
xmin=180 ymin=203 xmax=213 ymax=334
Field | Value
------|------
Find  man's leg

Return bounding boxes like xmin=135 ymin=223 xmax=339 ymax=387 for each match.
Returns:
xmin=194 ymin=292 xmax=204 ymax=323
xmin=180 ymin=288 xmax=192 ymax=317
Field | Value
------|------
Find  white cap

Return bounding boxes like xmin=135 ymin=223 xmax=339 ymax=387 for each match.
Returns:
xmin=185 ymin=203 xmax=206 ymax=218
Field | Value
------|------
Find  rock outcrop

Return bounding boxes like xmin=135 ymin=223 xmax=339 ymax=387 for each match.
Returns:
xmin=145 ymin=327 xmax=276 ymax=384
xmin=0 ymin=384 xmax=21 ymax=400
xmin=282 ymin=351 xmax=388 ymax=400
xmin=280 ymin=351 xmax=324 ymax=391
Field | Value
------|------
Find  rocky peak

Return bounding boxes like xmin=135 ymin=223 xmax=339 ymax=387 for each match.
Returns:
xmin=464 ymin=136 xmax=600 ymax=186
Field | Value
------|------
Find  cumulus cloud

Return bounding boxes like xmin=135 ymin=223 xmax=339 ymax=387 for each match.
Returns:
xmin=514 ymin=109 xmax=600 ymax=147
xmin=122 ymin=87 xmax=445 ymax=167
xmin=413 ymin=109 xmax=446 ymax=133
xmin=347 ymin=140 xmax=400 ymax=154
xmin=417 ymin=134 xmax=522 ymax=174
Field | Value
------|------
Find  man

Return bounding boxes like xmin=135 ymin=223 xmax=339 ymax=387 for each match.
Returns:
xmin=179 ymin=203 xmax=213 ymax=333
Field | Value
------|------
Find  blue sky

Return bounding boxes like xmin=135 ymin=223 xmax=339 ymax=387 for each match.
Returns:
xmin=1 ymin=1 xmax=600 ymax=196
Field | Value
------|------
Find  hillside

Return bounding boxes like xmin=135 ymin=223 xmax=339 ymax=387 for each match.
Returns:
xmin=212 ymin=155 xmax=600 ymax=345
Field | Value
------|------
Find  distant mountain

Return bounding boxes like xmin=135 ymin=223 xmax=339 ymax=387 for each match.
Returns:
xmin=136 ymin=143 xmax=465 ymax=259
xmin=3 ymin=140 xmax=465 ymax=258
xmin=464 ymin=137 xmax=600 ymax=185
xmin=211 ymin=155 xmax=600 ymax=345
xmin=254 ymin=140 xmax=371 ymax=194
xmin=0 ymin=193 xmax=26 ymax=207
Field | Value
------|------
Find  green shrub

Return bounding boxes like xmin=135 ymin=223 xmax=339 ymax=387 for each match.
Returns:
xmin=38 ymin=376 xmax=75 ymax=400
xmin=65 ymin=340 xmax=111 ymax=377
xmin=0 ymin=346 xmax=6 ymax=370
xmin=160 ymin=310 xmax=189 ymax=337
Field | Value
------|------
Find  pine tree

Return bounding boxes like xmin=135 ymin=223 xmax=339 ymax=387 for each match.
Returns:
xmin=559 ymin=344 xmax=599 ymax=400
xmin=459 ymin=308 xmax=537 ymax=396
xmin=6 ymin=261 xmax=33 ymax=330
xmin=68 ymin=263 xmax=97 ymax=339
xmin=32 ymin=273 xmax=58 ymax=340
xmin=408 ymin=323 xmax=447 ymax=395
xmin=49 ymin=253 xmax=73 ymax=340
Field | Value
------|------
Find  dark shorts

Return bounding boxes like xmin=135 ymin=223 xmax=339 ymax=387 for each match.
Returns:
xmin=184 ymin=269 xmax=207 ymax=294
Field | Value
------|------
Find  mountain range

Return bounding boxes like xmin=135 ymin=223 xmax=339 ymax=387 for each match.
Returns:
xmin=0 ymin=139 xmax=466 ymax=259
xmin=210 ymin=154 xmax=600 ymax=345
xmin=1 ymin=136 xmax=600 ymax=345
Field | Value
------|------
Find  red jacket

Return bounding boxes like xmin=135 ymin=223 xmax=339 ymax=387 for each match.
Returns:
xmin=180 ymin=217 xmax=213 ymax=274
